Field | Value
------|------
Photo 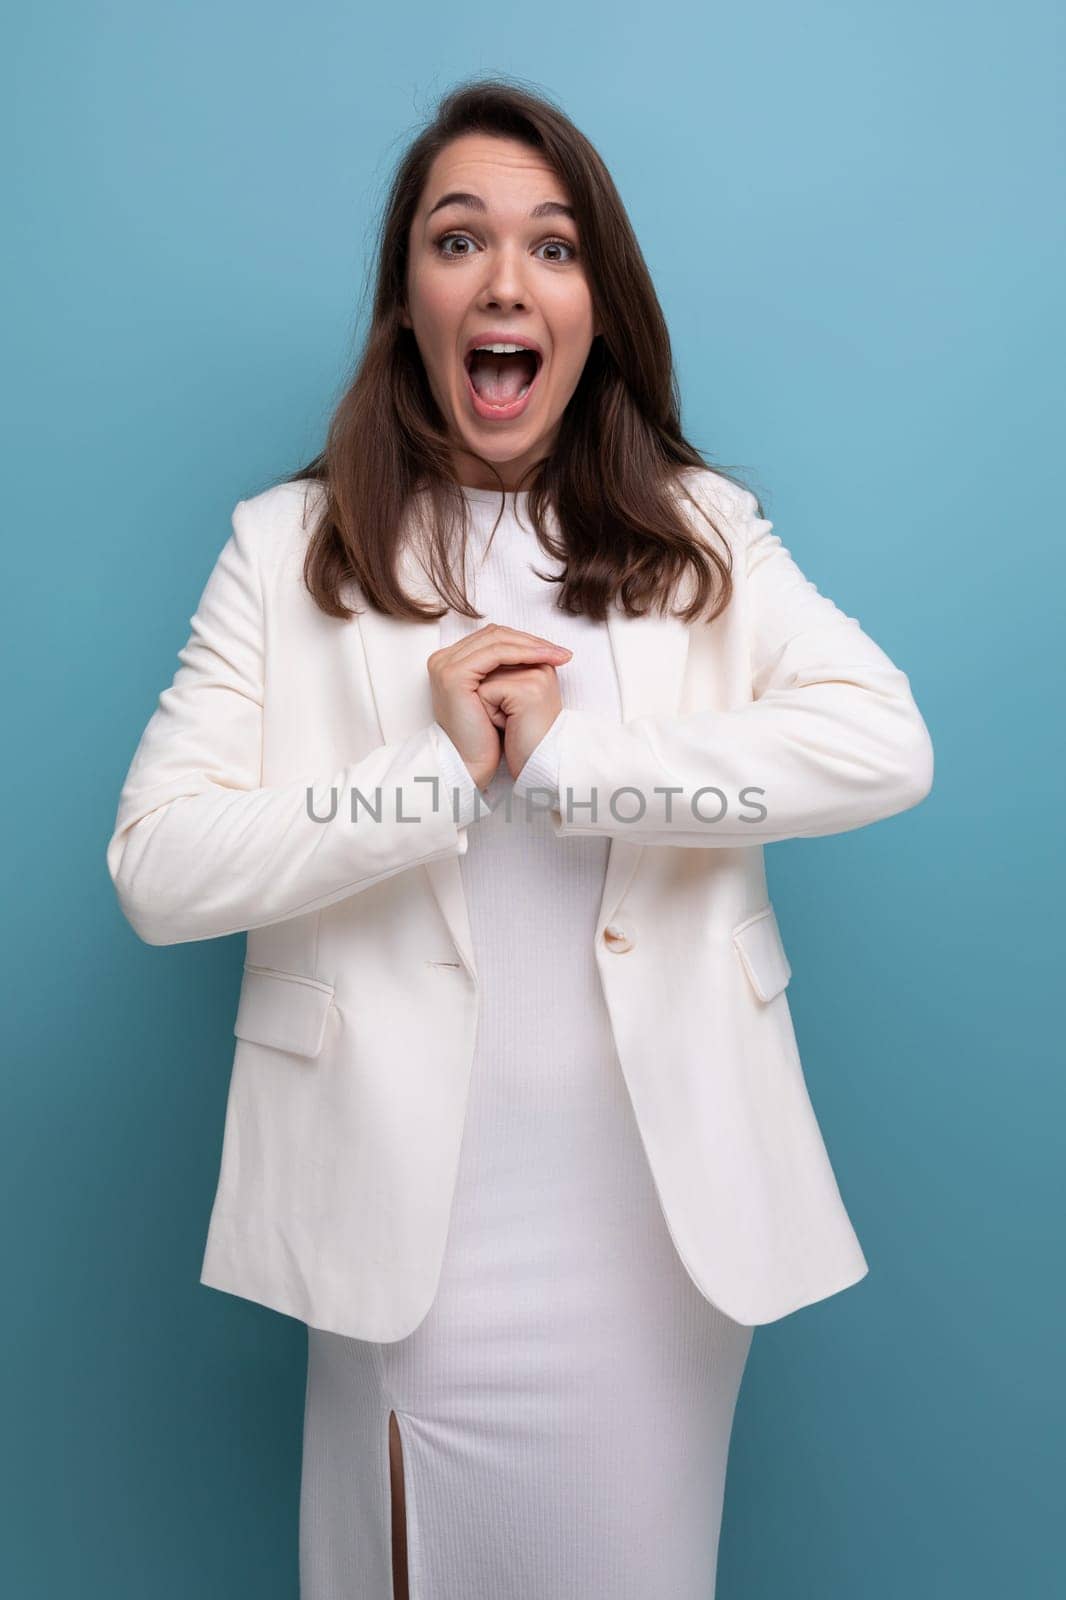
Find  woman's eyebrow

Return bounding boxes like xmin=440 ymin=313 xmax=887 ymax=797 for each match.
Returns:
xmin=426 ymin=191 xmax=575 ymax=222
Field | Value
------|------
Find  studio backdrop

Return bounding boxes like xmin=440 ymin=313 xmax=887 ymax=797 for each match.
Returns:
xmin=3 ymin=2 xmax=1062 ymax=1596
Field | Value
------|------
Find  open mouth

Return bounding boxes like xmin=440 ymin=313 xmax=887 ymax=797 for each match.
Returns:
xmin=463 ymin=347 xmax=543 ymax=417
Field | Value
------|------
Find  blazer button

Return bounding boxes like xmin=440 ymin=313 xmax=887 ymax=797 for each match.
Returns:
xmin=602 ymin=921 xmax=635 ymax=953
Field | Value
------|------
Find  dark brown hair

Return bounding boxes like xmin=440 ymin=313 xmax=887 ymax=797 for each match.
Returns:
xmin=277 ymin=76 xmax=759 ymax=626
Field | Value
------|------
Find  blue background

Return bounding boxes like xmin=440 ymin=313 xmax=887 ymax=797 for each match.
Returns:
xmin=4 ymin=2 xmax=1062 ymax=1594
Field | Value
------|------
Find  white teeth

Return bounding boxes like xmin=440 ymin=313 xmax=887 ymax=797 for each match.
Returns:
xmin=470 ymin=342 xmax=536 ymax=355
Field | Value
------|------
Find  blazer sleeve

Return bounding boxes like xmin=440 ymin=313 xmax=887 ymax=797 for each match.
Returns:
xmin=546 ymin=487 xmax=935 ymax=847
xmin=106 ymin=500 xmax=479 ymax=947
xmin=511 ymin=713 xmax=563 ymax=804
xmin=429 ymin=721 xmax=497 ymax=826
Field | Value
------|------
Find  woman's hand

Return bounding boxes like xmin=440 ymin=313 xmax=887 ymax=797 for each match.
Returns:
xmin=476 ymin=657 xmax=567 ymax=782
xmin=428 ymin=624 xmax=572 ymax=790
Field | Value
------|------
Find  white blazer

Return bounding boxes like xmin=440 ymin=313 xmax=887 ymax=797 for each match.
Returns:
xmin=106 ymin=468 xmax=934 ymax=1340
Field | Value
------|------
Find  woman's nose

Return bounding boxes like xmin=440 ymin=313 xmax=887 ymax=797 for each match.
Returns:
xmin=478 ymin=250 xmax=530 ymax=305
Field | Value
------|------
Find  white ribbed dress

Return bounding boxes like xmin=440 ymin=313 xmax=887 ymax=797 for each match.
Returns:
xmin=299 ymin=485 xmax=754 ymax=1599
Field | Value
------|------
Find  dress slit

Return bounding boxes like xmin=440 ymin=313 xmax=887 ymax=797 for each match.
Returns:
xmin=388 ymin=1410 xmax=410 ymax=1600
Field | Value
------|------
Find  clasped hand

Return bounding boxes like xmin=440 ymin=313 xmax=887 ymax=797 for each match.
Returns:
xmin=428 ymin=623 xmax=572 ymax=791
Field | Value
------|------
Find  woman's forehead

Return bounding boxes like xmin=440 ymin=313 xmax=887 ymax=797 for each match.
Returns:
xmin=421 ymin=137 xmax=571 ymax=213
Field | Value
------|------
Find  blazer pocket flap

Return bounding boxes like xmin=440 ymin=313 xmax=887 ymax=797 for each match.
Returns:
xmin=732 ymin=905 xmax=792 ymax=1002
xmin=233 ymin=966 xmax=335 ymax=1058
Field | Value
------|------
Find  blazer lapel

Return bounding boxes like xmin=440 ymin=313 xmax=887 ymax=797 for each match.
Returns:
xmin=355 ymin=518 xmax=692 ymax=982
xmin=596 ymin=598 xmax=690 ymax=941
xmin=355 ymin=534 xmax=481 ymax=978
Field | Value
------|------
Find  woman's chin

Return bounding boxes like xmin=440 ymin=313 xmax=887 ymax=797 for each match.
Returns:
xmin=452 ymin=421 xmax=540 ymax=469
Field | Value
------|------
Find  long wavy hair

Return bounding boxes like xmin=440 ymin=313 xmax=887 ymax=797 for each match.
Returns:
xmin=276 ymin=76 xmax=759 ymax=626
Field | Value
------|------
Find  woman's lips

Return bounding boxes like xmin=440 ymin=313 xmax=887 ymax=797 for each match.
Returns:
xmin=463 ymin=354 xmax=543 ymax=422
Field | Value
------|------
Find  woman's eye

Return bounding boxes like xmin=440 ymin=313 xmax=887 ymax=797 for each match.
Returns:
xmin=534 ymin=236 xmax=576 ymax=262
xmin=536 ymin=238 xmax=577 ymax=263
xmin=435 ymin=232 xmax=577 ymax=263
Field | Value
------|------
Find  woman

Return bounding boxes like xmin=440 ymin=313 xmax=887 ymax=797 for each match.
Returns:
xmin=106 ymin=79 xmax=934 ymax=1599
